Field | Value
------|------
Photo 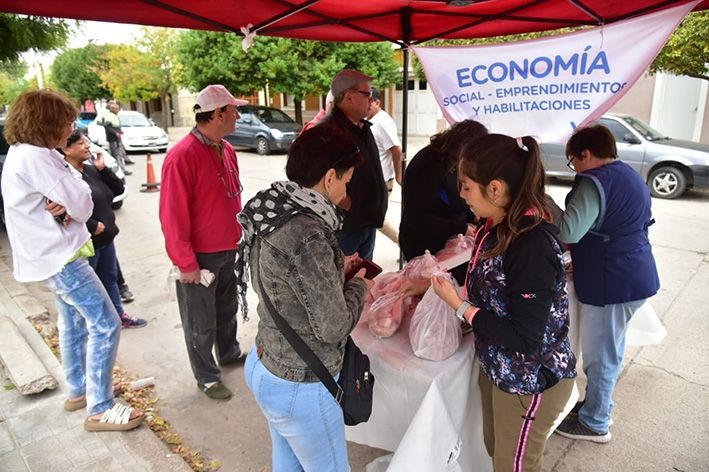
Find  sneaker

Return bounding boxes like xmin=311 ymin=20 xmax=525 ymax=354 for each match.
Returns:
xmin=124 ymin=156 xmax=135 ymax=165
xmin=197 ymin=381 xmax=232 ymax=400
xmin=119 ymin=284 xmax=135 ymax=303
xmin=219 ymin=352 xmax=247 ymax=367
xmin=123 ymin=169 xmax=133 ymax=175
xmin=567 ymin=400 xmax=613 ymax=426
xmin=120 ymin=313 xmax=147 ymax=329
xmin=555 ymin=417 xmax=611 ymax=443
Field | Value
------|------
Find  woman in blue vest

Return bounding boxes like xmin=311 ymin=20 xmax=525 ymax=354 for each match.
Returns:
xmin=554 ymin=124 xmax=660 ymax=443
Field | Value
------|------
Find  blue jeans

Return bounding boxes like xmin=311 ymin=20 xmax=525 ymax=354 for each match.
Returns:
xmin=336 ymin=228 xmax=376 ymax=260
xmin=88 ymin=242 xmax=124 ymax=317
xmin=578 ymin=299 xmax=645 ymax=433
xmin=42 ymin=258 xmax=121 ymax=415
xmin=244 ymin=346 xmax=349 ymax=472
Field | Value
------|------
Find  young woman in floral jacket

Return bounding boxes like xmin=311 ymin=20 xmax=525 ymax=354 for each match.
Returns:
xmin=433 ymin=133 xmax=576 ymax=472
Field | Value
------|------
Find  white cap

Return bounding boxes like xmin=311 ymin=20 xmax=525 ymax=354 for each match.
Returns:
xmin=194 ymin=84 xmax=248 ymax=113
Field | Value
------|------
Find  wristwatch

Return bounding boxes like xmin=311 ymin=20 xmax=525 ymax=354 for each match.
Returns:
xmin=455 ymin=300 xmax=473 ymax=324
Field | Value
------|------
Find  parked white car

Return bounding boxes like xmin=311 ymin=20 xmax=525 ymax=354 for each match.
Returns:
xmin=88 ymin=110 xmax=168 ymax=153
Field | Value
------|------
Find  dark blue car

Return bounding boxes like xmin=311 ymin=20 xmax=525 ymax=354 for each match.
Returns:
xmin=225 ymin=105 xmax=301 ymax=155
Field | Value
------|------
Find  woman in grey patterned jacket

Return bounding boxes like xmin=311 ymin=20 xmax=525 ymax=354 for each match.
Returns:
xmin=240 ymin=126 xmax=371 ymax=471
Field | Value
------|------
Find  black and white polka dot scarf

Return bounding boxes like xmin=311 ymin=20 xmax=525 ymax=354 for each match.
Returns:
xmin=235 ymin=181 xmax=342 ymax=320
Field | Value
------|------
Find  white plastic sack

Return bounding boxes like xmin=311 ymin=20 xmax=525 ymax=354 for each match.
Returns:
xmin=626 ymin=301 xmax=667 ymax=346
xmin=409 ymin=274 xmax=462 ymax=361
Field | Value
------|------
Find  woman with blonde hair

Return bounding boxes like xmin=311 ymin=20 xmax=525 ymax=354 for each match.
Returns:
xmin=1 ymin=90 xmax=142 ymax=431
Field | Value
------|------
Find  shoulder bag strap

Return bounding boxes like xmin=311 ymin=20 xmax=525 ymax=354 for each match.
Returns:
xmin=253 ymin=239 xmax=344 ymax=404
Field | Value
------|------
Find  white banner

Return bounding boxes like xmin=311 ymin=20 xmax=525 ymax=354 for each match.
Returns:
xmin=412 ymin=1 xmax=698 ymax=142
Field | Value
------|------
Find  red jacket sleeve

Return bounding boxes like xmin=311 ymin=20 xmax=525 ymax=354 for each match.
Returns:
xmin=159 ymin=148 xmax=200 ymax=273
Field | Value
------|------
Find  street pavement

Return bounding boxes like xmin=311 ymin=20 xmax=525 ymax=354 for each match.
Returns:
xmin=0 ymin=127 xmax=707 ymax=471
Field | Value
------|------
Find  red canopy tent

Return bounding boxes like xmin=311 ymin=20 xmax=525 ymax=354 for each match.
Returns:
xmin=2 ymin=0 xmax=707 ymax=156
xmin=1 ymin=0 xmax=707 ymax=44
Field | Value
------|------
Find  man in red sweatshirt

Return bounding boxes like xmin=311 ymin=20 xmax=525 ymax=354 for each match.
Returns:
xmin=159 ymin=84 xmax=247 ymax=400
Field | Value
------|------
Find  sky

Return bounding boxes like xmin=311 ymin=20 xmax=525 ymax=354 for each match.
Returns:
xmin=24 ymin=20 xmax=145 ymax=84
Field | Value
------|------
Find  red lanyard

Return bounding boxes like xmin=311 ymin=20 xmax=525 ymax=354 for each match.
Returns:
xmin=462 ymin=220 xmax=492 ymax=298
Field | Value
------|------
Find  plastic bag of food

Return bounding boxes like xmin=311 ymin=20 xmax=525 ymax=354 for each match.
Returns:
xmin=367 ymin=293 xmax=405 ymax=338
xmin=403 ymin=250 xmax=441 ymax=280
xmin=409 ymin=273 xmax=462 ymax=361
xmin=436 ymin=234 xmax=474 ymax=261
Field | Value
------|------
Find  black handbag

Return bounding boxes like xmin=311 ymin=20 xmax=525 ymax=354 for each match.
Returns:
xmin=254 ymin=264 xmax=374 ymax=426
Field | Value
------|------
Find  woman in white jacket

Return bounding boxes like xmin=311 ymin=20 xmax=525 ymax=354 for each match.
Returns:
xmin=1 ymin=90 xmax=142 ymax=432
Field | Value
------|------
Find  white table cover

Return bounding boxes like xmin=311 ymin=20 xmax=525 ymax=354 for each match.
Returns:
xmin=346 ymin=316 xmax=493 ymax=472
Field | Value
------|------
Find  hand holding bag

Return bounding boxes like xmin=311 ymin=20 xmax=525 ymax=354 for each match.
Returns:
xmin=254 ymin=258 xmax=374 ymax=426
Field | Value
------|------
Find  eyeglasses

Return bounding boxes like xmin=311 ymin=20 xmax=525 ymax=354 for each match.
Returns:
xmin=353 ymin=90 xmax=373 ymax=98
xmin=218 ymin=165 xmax=243 ymax=199
xmin=566 ymin=156 xmax=576 ymax=171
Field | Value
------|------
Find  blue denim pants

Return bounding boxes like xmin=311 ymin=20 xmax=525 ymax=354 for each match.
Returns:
xmin=336 ymin=228 xmax=376 ymax=260
xmin=88 ymin=242 xmax=125 ymax=317
xmin=42 ymin=258 xmax=121 ymax=415
xmin=244 ymin=346 xmax=350 ymax=472
xmin=578 ymin=299 xmax=645 ymax=433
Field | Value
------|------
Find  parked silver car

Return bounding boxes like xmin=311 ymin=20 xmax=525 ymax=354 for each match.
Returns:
xmin=540 ymin=114 xmax=709 ymax=199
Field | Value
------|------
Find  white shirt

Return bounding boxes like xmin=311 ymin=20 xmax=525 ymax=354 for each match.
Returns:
xmin=369 ymin=109 xmax=401 ymax=181
xmin=1 ymin=143 xmax=93 ymax=282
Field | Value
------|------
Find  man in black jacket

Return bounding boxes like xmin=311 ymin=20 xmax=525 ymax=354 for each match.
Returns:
xmin=316 ymin=70 xmax=388 ymax=260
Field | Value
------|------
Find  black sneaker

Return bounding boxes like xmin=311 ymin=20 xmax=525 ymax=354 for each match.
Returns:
xmin=119 ymin=285 xmax=135 ymax=303
xmin=555 ymin=417 xmax=611 ymax=443
xmin=566 ymin=400 xmax=613 ymax=426
xmin=124 ymin=156 xmax=135 ymax=165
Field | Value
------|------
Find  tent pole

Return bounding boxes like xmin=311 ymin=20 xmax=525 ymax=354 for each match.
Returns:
xmin=399 ymin=8 xmax=412 ymax=270
xmin=399 ymin=47 xmax=409 ymax=271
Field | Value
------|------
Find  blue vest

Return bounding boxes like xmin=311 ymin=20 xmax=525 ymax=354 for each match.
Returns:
xmin=568 ymin=161 xmax=660 ymax=306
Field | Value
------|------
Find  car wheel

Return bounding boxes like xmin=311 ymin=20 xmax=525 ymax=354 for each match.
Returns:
xmin=111 ymin=200 xmax=124 ymax=210
xmin=648 ymin=166 xmax=687 ymax=199
xmin=256 ymin=137 xmax=270 ymax=156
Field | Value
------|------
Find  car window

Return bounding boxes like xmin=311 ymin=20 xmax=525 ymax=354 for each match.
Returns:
xmin=257 ymin=109 xmax=293 ymax=123
xmin=621 ymin=116 xmax=667 ymax=141
xmin=238 ymin=113 xmax=253 ymax=123
xmin=598 ymin=118 xmax=631 ymax=142
xmin=119 ymin=113 xmax=151 ymax=127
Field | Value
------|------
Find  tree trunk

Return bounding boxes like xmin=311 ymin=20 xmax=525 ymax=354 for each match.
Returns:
xmin=161 ymin=94 xmax=170 ymax=131
xmin=294 ymin=99 xmax=303 ymax=125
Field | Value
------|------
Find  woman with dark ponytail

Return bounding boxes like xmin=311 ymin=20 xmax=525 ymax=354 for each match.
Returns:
xmin=432 ymin=133 xmax=576 ymax=471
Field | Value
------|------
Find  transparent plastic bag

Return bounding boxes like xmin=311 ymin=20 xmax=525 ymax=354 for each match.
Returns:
xmin=403 ymin=250 xmax=442 ymax=280
xmin=435 ymin=234 xmax=474 ymax=262
xmin=409 ymin=273 xmax=462 ymax=361
xmin=166 ymin=265 xmax=180 ymax=301
xmin=367 ymin=293 xmax=405 ymax=338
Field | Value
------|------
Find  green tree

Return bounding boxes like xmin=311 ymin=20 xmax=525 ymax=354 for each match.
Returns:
xmin=175 ymin=30 xmax=272 ymax=96
xmin=261 ymin=38 xmax=340 ymax=124
xmin=650 ymin=11 xmax=709 ymax=81
xmin=0 ymin=61 xmax=31 ymax=107
xmin=0 ymin=14 xmax=70 ymax=62
xmin=51 ymin=45 xmax=113 ymax=103
xmin=330 ymin=42 xmax=400 ymax=90
xmin=137 ymin=27 xmax=180 ymax=128
xmin=95 ymin=28 xmax=179 ymax=129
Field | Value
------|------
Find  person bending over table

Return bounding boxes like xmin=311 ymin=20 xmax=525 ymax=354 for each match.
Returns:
xmin=400 ymin=119 xmax=487 ymax=284
xmin=239 ymin=126 xmax=372 ymax=471
xmin=431 ymin=133 xmax=576 ymax=472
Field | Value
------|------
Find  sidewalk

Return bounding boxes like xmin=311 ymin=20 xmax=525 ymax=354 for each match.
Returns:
xmin=0 ymin=257 xmax=190 ymax=472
